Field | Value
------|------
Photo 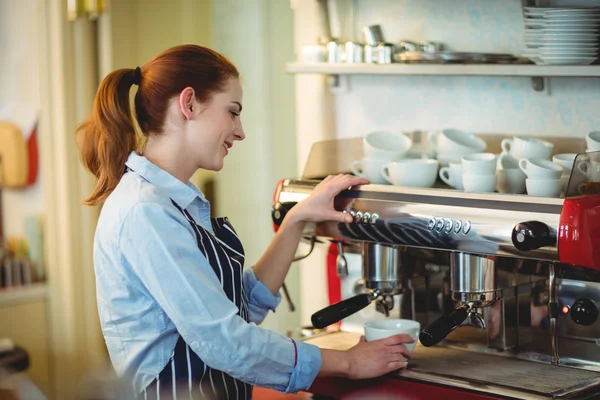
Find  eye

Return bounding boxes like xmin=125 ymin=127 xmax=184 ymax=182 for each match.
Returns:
xmin=229 ymin=110 xmax=240 ymax=119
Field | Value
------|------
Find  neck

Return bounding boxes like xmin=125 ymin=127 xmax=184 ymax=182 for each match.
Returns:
xmin=143 ymin=134 xmax=196 ymax=183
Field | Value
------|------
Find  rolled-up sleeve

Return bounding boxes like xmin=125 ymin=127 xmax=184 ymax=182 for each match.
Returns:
xmin=119 ymin=201 xmax=321 ymax=393
xmin=243 ymin=267 xmax=282 ymax=324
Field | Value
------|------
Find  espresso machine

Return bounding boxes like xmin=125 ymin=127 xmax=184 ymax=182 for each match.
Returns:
xmin=272 ymin=137 xmax=600 ymax=399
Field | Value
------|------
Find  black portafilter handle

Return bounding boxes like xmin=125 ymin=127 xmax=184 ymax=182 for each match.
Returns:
xmin=271 ymin=202 xmax=297 ymax=226
xmin=419 ymin=305 xmax=469 ymax=347
xmin=311 ymin=294 xmax=373 ymax=329
xmin=512 ymin=221 xmax=557 ymax=252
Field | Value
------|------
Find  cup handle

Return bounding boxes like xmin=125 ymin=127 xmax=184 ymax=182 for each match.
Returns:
xmin=501 ymin=139 xmax=512 ymax=154
xmin=351 ymin=160 xmax=365 ymax=177
xmin=518 ymin=158 xmax=528 ymax=175
xmin=439 ymin=167 xmax=452 ymax=186
xmin=381 ymin=164 xmax=392 ymax=184
xmin=578 ymin=161 xmax=590 ymax=175
xmin=427 ymin=131 xmax=438 ymax=150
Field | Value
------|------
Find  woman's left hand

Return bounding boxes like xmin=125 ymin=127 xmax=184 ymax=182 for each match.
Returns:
xmin=289 ymin=174 xmax=369 ymax=225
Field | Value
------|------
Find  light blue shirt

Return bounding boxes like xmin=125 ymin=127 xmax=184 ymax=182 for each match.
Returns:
xmin=93 ymin=152 xmax=322 ymax=395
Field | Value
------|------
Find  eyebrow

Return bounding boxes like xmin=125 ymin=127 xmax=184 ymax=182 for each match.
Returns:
xmin=232 ymin=101 xmax=242 ymax=112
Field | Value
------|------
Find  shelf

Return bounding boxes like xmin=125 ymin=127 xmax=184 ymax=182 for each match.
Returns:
xmin=0 ymin=284 xmax=49 ymax=307
xmin=285 ymin=62 xmax=600 ymax=77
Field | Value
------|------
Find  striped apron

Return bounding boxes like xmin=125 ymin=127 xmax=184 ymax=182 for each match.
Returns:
xmin=141 ymin=203 xmax=252 ymax=400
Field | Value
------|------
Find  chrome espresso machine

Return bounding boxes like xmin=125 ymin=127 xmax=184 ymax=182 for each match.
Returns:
xmin=272 ymin=136 xmax=600 ymax=400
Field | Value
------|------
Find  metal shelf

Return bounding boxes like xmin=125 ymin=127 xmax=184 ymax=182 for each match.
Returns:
xmin=286 ymin=62 xmax=600 ymax=77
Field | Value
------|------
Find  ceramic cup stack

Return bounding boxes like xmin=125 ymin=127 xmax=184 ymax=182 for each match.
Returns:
xmin=497 ymin=153 xmax=527 ymax=194
xmin=552 ymin=153 xmax=577 ymax=192
xmin=428 ymin=129 xmax=487 ymax=167
xmin=438 ymin=162 xmax=464 ymax=190
xmin=519 ymin=158 xmax=564 ymax=197
xmin=351 ymin=131 xmax=413 ymax=184
xmin=586 ymin=131 xmax=600 ymax=153
xmin=461 ymin=153 xmax=498 ymax=193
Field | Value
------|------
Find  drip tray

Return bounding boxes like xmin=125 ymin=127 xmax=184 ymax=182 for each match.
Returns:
xmin=304 ymin=332 xmax=600 ymax=399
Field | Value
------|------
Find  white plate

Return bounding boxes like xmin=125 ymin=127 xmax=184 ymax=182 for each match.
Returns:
xmin=538 ymin=58 xmax=596 ymax=65
xmin=540 ymin=49 xmax=598 ymax=56
xmin=541 ymin=28 xmax=599 ymax=33
xmin=543 ymin=17 xmax=600 ymax=22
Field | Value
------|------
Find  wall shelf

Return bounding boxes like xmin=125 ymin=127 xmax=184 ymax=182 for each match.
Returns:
xmin=0 ymin=284 xmax=49 ymax=307
xmin=285 ymin=63 xmax=600 ymax=77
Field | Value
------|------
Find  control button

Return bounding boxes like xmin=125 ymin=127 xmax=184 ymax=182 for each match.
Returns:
xmin=349 ymin=210 xmax=356 ymax=218
xmin=443 ymin=219 xmax=453 ymax=234
xmin=435 ymin=219 xmax=444 ymax=232
xmin=371 ymin=213 xmax=380 ymax=225
xmin=354 ymin=211 xmax=363 ymax=224
xmin=570 ymin=298 xmax=599 ymax=326
xmin=453 ymin=220 xmax=462 ymax=234
xmin=427 ymin=218 xmax=436 ymax=231
xmin=362 ymin=212 xmax=371 ymax=224
xmin=462 ymin=221 xmax=472 ymax=235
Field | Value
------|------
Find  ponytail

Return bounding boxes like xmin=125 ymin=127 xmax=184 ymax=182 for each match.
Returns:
xmin=77 ymin=68 xmax=139 ymax=206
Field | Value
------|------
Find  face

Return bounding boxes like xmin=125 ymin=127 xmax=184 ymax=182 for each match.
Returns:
xmin=179 ymin=78 xmax=245 ymax=171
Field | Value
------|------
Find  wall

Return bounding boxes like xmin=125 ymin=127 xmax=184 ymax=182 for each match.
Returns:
xmin=211 ymin=0 xmax=301 ymax=334
xmin=292 ymin=0 xmax=600 ymax=325
xmin=0 ymin=0 xmax=45 ymax=238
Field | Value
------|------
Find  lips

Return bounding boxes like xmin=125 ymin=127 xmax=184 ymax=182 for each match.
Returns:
xmin=223 ymin=141 xmax=232 ymax=155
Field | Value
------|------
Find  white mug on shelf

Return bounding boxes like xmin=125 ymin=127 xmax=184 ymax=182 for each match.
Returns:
xmin=497 ymin=169 xmax=526 ymax=194
xmin=501 ymin=136 xmax=554 ymax=160
xmin=586 ymin=131 xmax=600 ymax=152
xmin=462 ymin=173 xmax=498 ymax=193
xmin=363 ymin=131 xmax=413 ymax=161
xmin=438 ymin=162 xmax=464 ymax=190
xmin=519 ymin=158 xmax=563 ymax=179
xmin=526 ymin=178 xmax=562 ymax=198
xmin=351 ymin=158 xmax=388 ymax=184
xmin=381 ymin=159 xmax=439 ymax=188
xmin=462 ymin=153 xmax=497 ymax=175
xmin=428 ymin=129 xmax=487 ymax=157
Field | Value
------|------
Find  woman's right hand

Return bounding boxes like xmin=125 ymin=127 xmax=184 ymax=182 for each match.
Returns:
xmin=345 ymin=334 xmax=413 ymax=379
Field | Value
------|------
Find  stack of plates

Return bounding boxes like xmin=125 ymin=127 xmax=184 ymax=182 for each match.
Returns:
xmin=522 ymin=6 xmax=600 ymax=65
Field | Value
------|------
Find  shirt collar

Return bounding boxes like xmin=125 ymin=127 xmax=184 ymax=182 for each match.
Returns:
xmin=125 ymin=151 xmax=207 ymax=209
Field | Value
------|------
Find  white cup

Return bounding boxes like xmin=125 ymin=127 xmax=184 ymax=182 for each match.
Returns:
xmin=526 ymin=178 xmax=562 ymax=198
xmin=578 ymin=160 xmax=600 ymax=181
xmin=439 ymin=162 xmax=464 ymax=190
xmin=498 ymin=153 xmax=519 ymax=170
xmin=462 ymin=153 xmax=497 ymax=175
xmin=497 ymin=169 xmax=526 ymax=194
xmin=364 ymin=131 xmax=413 ymax=161
xmin=351 ymin=158 xmax=388 ymax=184
xmin=501 ymin=136 xmax=554 ymax=160
xmin=519 ymin=158 xmax=563 ymax=179
xmin=552 ymin=153 xmax=577 ymax=172
xmin=364 ymin=319 xmax=420 ymax=352
xmin=462 ymin=173 xmax=498 ymax=193
xmin=428 ymin=129 xmax=487 ymax=158
xmin=381 ymin=159 xmax=439 ymax=188
xmin=586 ymin=131 xmax=600 ymax=152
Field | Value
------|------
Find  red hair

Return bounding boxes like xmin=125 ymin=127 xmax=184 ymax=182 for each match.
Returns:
xmin=76 ymin=45 xmax=239 ymax=206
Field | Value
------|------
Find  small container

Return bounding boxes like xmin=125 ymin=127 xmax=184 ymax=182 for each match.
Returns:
xmin=364 ymin=45 xmax=378 ymax=63
xmin=327 ymin=41 xmax=342 ymax=63
xmin=345 ymin=42 xmax=364 ymax=63
xmin=376 ymin=43 xmax=393 ymax=64
xmin=362 ymin=25 xmax=384 ymax=46
xmin=421 ymin=41 xmax=444 ymax=53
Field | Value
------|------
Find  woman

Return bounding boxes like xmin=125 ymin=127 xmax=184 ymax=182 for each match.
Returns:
xmin=77 ymin=44 xmax=414 ymax=399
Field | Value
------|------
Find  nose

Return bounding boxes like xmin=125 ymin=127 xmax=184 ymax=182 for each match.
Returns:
xmin=234 ymin=122 xmax=245 ymax=141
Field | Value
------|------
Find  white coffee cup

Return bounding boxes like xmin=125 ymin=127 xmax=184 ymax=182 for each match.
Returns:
xmin=364 ymin=319 xmax=420 ymax=352
xmin=364 ymin=131 xmax=413 ymax=161
xmin=578 ymin=160 xmax=600 ymax=181
xmin=381 ymin=159 xmax=439 ymax=188
xmin=498 ymin=153 xmax=519 ymax=170
xmin=439 ymin=162 xmax=464 ymax=190
xmin=552 ymin=153 xmax=577 ymax=172
xmin=462 ymin=153 xmax=497 ymax=175
xmin=586 ymin=131 xmax=600 ymax=152
xmin=462 ymin=173 xmax=498 ymax=193
xmin=519 ymin=158 xmax=563 ymax=179
xmin=428 ymin=129 xmax=487 ymax=157
xmin=497 ymin=169 xmax=526 ymax=194
xmin=526 ymin=178 xmax=562 ymax=198
xmin=351 ymin=158 xmax=388 ymax=184
xmin=501 ymin=136 xmax=554 ymax=160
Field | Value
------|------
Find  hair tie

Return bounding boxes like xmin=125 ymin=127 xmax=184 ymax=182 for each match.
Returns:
xmin=133 ymin=66 xmax=142 ymax=85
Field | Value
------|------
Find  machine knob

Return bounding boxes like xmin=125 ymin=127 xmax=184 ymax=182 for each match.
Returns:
xmin=570 ymin=298 xmax=599 ymax=326
xmin=512 ymin=221 xmax=556 ymax=251
xmin=271 ymin=202 xmax=297 ymax=226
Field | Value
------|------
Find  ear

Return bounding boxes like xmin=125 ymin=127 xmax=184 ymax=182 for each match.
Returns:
xmin=178 ymin=87 xmax=196 ymax=121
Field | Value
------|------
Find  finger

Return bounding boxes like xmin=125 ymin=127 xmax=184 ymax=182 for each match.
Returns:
xmin=383 ymin=334 xmax=415 ymax=346
xmin=387 ymin=361 xmax=408 ymax=372
xmin=358 ymin=336 xmax=367 ymax=344
xmin=388 ymin=348 xmax=410 ymax=362
xmin=329 ymin=176 xmax=370 ymax=194
xmin=393 ymin=344 xmax=412 ymax=360
xmin=335 ymin=211 xmax=353 ymax=223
